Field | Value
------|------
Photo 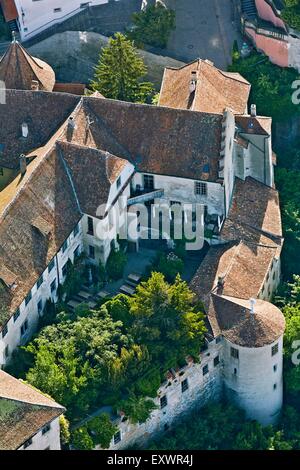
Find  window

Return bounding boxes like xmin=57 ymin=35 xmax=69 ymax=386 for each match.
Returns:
xmin=216 ymin=336 xmax=222 ymax=344
xmin=48 ymin=259 xmax=55 ymax=273
xmin=36 ymin=274 xmax=43 ymax=289
xmin=62 ymin=239 xmax=68 ymax=253
xmin=89 ymin=245 xmax=95 ymax=259
xmin=273 ymin=383 xmax=277 ymax=390
xmin=74 ymin=246 xmax=80 ymax=259
xmin=273 ymin=364 xmax=277 ymax=373
xmin=113 ymin=431 xmax=121 ymax=445
xmin=50 ymin=279 xmax=57 ymax=294
xmin=87 ymin=216 xmax=94 ymax=236
xmin=42 ymin=423 xmax=51 ymax=435
xmin=234 ymin=368 xmax=237 ymax=375
xmin=143 ymin=174 xmax=154 ymax=191
xmin=231 ymin=347 xmax=239 ymax=359
xmin=195 ymin=181 xmax=207 ymax=196
xmin=160 ymin=395 xmax=168 ymax=409
xmin=202 ymin=364 xmax=209 ymax=376
xmin=37 ymin=299 xmax=43 ymax=315
xmin=214 ymin=355 xmax=220 ymax=367
xmin=116 ymin=176 xmax=121 ymax=189
xmin=2 ymin=324 xmax=8 ymax=338
xmin=23 ymin=438 xmax=32 ymax=449
xmin=25 ymin=291 xmax=32 ymax=306
xmin=21 ymin=320 xmax=28 ymax=337
xmin=73 ymin=224 xmax=80 ymax=237
xmin=62 ymin=262 xmax=68 ymax=278
xmin=4 ymin=345 xmax=9 ymax=358
xmin=14 ymin=308 xmax=20 ymax=322
xmin=181 ymin=378 xmax=189 ymax=393
xmin=272 ymin=344 xmax=279 ymax=356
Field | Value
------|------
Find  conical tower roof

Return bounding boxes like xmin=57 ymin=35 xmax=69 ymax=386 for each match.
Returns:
xmin=0 ymin=39 xmax=55 ymax=91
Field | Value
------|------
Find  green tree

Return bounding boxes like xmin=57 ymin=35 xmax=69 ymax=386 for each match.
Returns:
xmin=128 ymin=4 xmax=176 ymax=49
xmin=71 ymin=427 xmax=94 ymax=450
xmin=90 ymin=33 xmax=154 ymax=103
xmin=130 ymin=272 xmax=206 ymax=368
xmin=87 ymin=414 xmax=118 ymax=449
xmin=117 ymin=393 xmax=157 ymax=424
xmin=106 ymin=248 xmax=127 ymax=281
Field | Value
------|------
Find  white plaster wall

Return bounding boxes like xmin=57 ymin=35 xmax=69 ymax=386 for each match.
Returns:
xmin=242 ymin=133 xmax=273 ymax=187
xmin=82 ymin=165 xmax=133 ymax=265
xmin=0 ymin=220 xmax=83 ymax=367
xmin=18 ymin=417 xmax=61 ymax=450
xmin=258 ymin=256 xmax=281 ymax=301
xmin=132 ymin=173 xmax=225 ymax=216
xmin=223 ymin=336 xmax=283 ymax=425
xmin=222 ymin=109 xmax=236 ymax=215
xmin=15 ymin=0 xmax=111 ymax=40
xmin=104 ymin=338 xmax=223 ymax=450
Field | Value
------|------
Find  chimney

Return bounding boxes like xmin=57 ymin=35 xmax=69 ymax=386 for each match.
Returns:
xmin=21 ymin=122 xmax=29 ymax=138
xmin=189 ymin=71 xmax=197 ymax=94
xmin=68 ymin=116 xmax=76 ymax=130
xmin=19 ymin=154 xmax=27 ymax=176
xmin=249 ymin=298 xmax=256 ymax=314
xmin=250 ymin=104 xmax=257 ymax=117
xmin=217 ymin=276 xmax=225 ymax=288
xmin=31 ymin=80 xmax=39 ymax=91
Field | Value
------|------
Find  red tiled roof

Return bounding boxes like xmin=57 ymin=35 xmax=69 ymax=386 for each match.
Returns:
xmin=159 ymin=59 xmax=251 ymax=115
xmin=0 ymin=0 xmax=18 ymax=22
xmin=0 ymin=41 xmax=55 ymax=92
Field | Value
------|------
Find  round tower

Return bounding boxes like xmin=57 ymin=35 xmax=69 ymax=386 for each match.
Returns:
xmin=218 ymin=295 xmax=285 ymax=425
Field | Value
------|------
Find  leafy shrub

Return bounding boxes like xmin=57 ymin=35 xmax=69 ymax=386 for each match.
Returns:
xmin=106 ymin=249 xmax=127 ymax=280
xmin=59 ymin=415 xmax=70 ymax=447
xmin=127 ymin=4 xmax=176 ymax=49
xmin=71 ymin=427 xmax=94 ymax=450
xmin=117 ymin=393 xmax=157 ymax=424
xmin=86 ymin=414 xmax=118 ymax=449
xmin=157 ymin=252 xmax=184 ymax=282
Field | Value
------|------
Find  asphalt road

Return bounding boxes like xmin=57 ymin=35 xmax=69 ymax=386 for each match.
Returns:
xmin=162 ymin=0 xmax=241 ymax=68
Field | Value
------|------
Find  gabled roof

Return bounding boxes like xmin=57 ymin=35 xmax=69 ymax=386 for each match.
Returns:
xmin=0 ymin=144 xmax=81 ymax=325
xmin=159 ymin=59 xmax=251 ymax=115
xmin=190 ymin=239 xmax=278 ymax=303
xmin=67 ymin=97 xmax=223 ymax=182
xmin=0 ymin=89 xmax=80 ymax=169
xmin=235 ymin=115 xmax=272 ymax=135
xmin=0 ymin=370 xmax=64 ymax=450
xmin=221 ymin=177 xmax=282 ymax=241
xmin=0 ymin=41 xmax=55 ymax=92
xmin=57 ymin=141 xmax=130 ymax=217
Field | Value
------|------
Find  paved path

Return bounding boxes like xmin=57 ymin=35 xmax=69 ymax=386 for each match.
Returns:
xmin=162 ymin=0 xmax=241 ymax=69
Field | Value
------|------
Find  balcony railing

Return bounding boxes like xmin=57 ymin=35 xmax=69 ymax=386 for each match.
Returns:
xmin=127 ymin=189 xmax=164 ymax=206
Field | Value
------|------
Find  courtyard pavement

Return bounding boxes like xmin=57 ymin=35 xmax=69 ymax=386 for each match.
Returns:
xmin=162 ymin=0 xmax=241 ymax=69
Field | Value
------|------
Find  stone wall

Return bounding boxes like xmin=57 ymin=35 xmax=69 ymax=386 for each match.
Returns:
xmin=28 ymin=31 xmax=184 ymax=89
xmin=105 ymin=338 xmax=223 ymax=450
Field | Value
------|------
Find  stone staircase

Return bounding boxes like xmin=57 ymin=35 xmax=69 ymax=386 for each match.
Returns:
xmin=241 ymin=0 xmax=257 ymax=20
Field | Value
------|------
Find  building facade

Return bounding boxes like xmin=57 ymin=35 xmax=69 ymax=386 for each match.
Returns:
xmin=240 ymin=0 xmax=300 ymax=71
xmin=0 ymin=370 xmax=64 ymax=450
xmin=0 ymin=49 xmax=286 ymax=447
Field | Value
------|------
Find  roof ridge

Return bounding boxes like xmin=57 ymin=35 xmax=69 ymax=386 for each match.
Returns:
xmin=0 ymin=371 xmax=64 ymax=409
